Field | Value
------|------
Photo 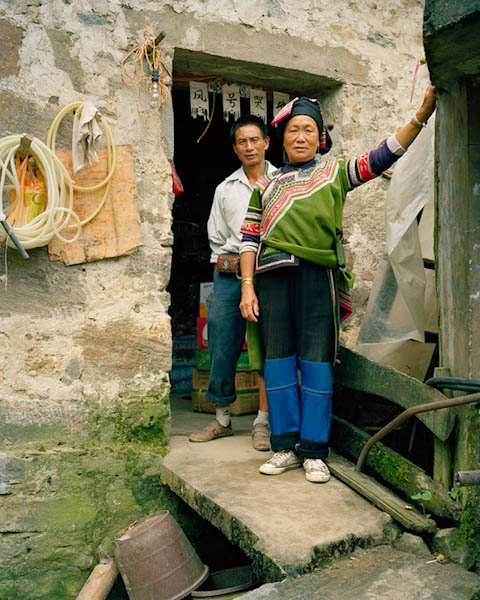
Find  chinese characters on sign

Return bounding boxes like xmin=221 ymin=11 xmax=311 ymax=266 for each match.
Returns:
xmin=222 ymin=84 xmax=241 ymax=121
xmin=189 ymin=80 xmax=291 ymax=123
xmin=273 ymin=92 xmax=290 ymax=117
xmin=189 ymin=81 xmax=209 ymax=120
xmin=250 ymin=89 xmax=267 ymax=122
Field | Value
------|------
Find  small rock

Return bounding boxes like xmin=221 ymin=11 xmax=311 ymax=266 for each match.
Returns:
xmin=432 ymin=527 xmax=475 ymax=570
xmin=73 ymin=552 xmax=94 ymax=570
xmin=395 ymin=532 xmax=430 ymax=556
xmin=66 ymin=359 xmax=81 ymax=380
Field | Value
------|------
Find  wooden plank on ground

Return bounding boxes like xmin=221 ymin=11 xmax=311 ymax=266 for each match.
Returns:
xmin=76 ymin=560 xmax=118 ymax=600
xmin=328 ymin=450 xmax=437 ymax=533
xmin=334 ymin=346 xmax=455 ymax=441
xmin=331 ymin=416 xmax=461 ymax=520
xmin=48 ymin=145 xmax=143 ymax=265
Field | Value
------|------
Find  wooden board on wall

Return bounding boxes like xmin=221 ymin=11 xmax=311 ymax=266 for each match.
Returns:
xmin=48 ymin=145 xmax=143 ymax=266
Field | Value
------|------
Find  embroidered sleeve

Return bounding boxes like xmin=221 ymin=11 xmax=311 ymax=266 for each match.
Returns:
xmin=346 ymin=135 xmax=406 ymax=188
xmin=240 ymin=188 xmax=263 ymax=254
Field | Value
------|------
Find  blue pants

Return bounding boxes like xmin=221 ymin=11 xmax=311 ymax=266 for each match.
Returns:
xmin=206 ymin=270 xmax=246 ymax=405
xmin=257 ymin=260 xmax=334 ymax=459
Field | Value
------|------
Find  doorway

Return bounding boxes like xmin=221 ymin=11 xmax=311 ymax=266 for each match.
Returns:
xmin=167 ymin=80 xmax=285 ymax=339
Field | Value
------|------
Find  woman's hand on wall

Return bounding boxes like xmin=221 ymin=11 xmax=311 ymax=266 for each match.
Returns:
xmin=395 ymin=84 xmax=436 ymax=149
xmin=416 ymin=84 xmax=436 ymax=124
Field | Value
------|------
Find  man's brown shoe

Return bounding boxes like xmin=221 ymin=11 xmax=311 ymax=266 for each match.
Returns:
xmin=252 ymin=422 xmax=271 ymax=451
xmin=189 ymin=420 xmax=233 ymax=443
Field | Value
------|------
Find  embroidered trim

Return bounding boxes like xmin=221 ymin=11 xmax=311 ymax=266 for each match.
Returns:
xmin=261 ymin=162 xmax=339 ymax=239
xmin=255 ymin=243 xmax=299 ymax=273
xmin=271 ymin=98 xmax=298 ymax=126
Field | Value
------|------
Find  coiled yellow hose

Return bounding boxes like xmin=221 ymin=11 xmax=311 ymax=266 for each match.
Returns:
xmin=0 ymin=101 xmax=117 ymax=251
xmin=46 ymin=101 xmax=117 ymax=227
xmin=0 ymin=135 xmax=81 ymax=249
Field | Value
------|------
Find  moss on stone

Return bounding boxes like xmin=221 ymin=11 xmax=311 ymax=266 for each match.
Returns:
xmin=0 ymin=573 xmax=81 ymax=600
xmin=0 ymin=447 xmax=176 ymax=599
xmin=459 ymin=493 xmax=480 ymax=564
xmin=86 ymin=372 xmax=171 ymax=453
xmin=0 ymin=371 xmax=173 ymax=598
xmin=113 ymin=399 xmax=170 ymax=451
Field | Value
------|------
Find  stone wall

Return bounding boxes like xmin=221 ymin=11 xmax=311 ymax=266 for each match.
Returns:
xmin=0 ymin=5 xmax=174 ymax=449
xmin=0 ymin=0 xmax=428 ymax=596
xmin=0 ymin=1 xmax=430 ymax=437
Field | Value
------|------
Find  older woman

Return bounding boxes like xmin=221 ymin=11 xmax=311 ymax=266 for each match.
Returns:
xmin=239 ymin=86 xmax=436 ymax=483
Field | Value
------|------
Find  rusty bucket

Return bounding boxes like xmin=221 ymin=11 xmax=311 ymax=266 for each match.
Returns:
xmin=114 ymin=510 xmax=209 ymax=600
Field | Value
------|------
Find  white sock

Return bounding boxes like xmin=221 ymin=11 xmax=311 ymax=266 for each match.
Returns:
xmin=253 ymin=410 xmax=269 ymax=427
xmin=216 ymin=406 xmax=230 ymax=427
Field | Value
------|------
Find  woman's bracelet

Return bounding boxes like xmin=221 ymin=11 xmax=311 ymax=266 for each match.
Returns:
xmin=411 ymin=115 xmax=427 ymax=129
xmin=241 ymin=277 xmax=254 ymax=286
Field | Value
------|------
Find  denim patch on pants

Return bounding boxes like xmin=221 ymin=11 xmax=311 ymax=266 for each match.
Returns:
xmin=205 ymin=270 xmax=246 ymax=405
xmin=257 ymin=260 xmax=335 ymax=458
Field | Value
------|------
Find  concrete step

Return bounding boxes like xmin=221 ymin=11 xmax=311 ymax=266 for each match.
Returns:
xmin=164 ymin=395 xmax=396 ymax=580
xmin=238 ymin=545 xmax=480 ymax=600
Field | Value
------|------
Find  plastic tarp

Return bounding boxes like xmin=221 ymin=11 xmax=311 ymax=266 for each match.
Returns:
xmin=355 ymin=116 xmax=436 ymax=380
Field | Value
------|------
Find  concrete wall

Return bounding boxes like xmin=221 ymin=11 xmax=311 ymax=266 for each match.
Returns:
xmin=424 ymin=0 xmax=480 ymax=89
xmin=424 ymin=0 xmax=480 ymax=568
xmin=0 ymin=1 xmax=428 ymax=596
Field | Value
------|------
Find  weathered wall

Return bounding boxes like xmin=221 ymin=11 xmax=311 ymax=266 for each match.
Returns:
xmin=0 ymin=1 xmax=429 ymax=435
xmin=157 ymin=0 xmax=431 ymax=345
xmin=0 ymin=7 xmax=174 ymax=447
xmin=0 ymin=0 xmax=428 ymax=596
xmin=1 ymin=2 xmax=176 ymax=596
xmin=425 ymin=0 xmax=480 ymax=568
xmin=433 ymin=74 xmax=480 ymax=573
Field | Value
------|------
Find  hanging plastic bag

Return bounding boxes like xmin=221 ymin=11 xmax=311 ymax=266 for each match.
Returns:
xmin=170 ymin=160 xmax=184 ymax=196
xmin=7 ymin=153 xmax=46 ymax=226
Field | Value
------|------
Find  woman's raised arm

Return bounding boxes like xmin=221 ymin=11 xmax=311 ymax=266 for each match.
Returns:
xmin=394 ymin=84 xmax=436 ymax=149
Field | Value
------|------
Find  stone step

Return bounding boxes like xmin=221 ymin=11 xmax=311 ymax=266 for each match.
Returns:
xmin=237 ymin=545 xmax=480 ymax=600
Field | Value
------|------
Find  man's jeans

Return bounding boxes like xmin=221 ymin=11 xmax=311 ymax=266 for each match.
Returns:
xmin=206 ymin=270 xmax=246 ymax=405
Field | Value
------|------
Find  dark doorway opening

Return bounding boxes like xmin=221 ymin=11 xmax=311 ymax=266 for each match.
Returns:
xmin=168 ymin=80 xmax=285 ymax=337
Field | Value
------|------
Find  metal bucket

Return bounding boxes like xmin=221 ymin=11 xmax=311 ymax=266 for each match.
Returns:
xmin=114 ymin=510 xmax=209 ymax=600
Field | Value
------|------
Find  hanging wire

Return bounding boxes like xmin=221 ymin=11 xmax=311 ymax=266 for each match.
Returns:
xmin=196 ymin=77 xmax=223 ymax=143
xmin=174 ymin=75 xmax=224 ymax=143
xmin=121 ymin=27 xmax=172 ymax=118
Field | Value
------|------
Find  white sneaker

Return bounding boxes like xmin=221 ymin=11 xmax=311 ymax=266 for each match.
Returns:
xmin=259 ymin=450 xmax=302 ymax=475
xmin=303 ymin=458 xmax=330 ymax=483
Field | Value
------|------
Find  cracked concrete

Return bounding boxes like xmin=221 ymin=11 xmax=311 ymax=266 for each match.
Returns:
xmin=163 ymin=395 xmax=395 ymax=581
xmin=163 ymin=394 xmax=480 ymax=599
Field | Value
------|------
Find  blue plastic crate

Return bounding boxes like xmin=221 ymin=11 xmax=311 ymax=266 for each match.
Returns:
xmin=169 ymin=363 xmax=195 ymax=391
xmin=172 ymin=335 xmax=196 ymax=365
